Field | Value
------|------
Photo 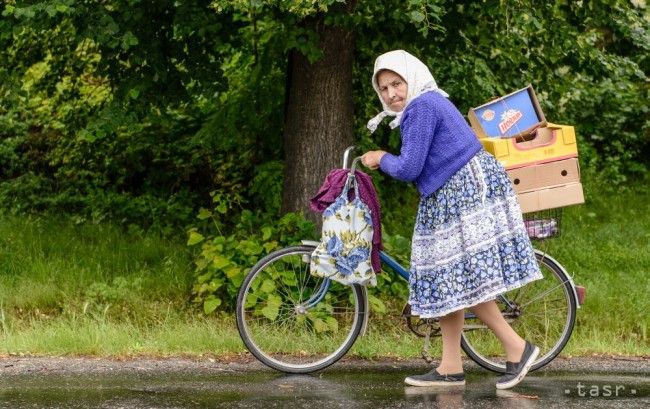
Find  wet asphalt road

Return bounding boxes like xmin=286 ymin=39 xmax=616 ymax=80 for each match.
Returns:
xmin=0 ymin=357 xmax=648 ymax=408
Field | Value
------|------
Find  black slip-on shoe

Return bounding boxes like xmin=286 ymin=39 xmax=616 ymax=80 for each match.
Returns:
xmin=404 ymin=369 xmax=466 ymax=387
xmin=496 ymin=340 xmax=540 ymax=390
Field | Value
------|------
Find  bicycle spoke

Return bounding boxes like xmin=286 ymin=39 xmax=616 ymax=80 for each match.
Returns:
xmin=519 ymin=309 xmax=568 ymax=321
xmin=518 ymin=281 xmax=568 ymax=309
xmin=270 ymin=263 xmax=299 ymax=304
xmin=299 ymin=263 xmax=318 ymax=305
xmin=292 ymin=257 xmax=308 ymax=304
xmin=522 ymin=307 xmax=568 ymax=317
xmin=523 ymin=297 xmax=567 ymax=305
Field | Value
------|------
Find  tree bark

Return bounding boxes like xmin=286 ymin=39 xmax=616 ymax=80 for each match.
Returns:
xmin=281 ymin=18 xmax=355 ymax=226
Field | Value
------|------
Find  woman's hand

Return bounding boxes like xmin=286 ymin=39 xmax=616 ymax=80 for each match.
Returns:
xmin=361 ymin=150 xmax=386 ymax=170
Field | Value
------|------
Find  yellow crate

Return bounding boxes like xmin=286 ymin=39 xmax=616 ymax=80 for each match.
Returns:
xmin=478 ymin=123 xmax=578 ymax=170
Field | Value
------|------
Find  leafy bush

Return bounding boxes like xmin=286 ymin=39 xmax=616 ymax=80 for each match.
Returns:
xmin=0 ymin=0 xmax=286 ymax=229
xmin=187 ymin=200 xmax=317 ymax=314
xmin=84 ymin=276 xmax=143 ymax=315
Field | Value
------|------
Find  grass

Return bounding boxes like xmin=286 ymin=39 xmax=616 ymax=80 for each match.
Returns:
xmin=0 ymin=216 xmax=198 ymax=355
xmin=0 ymin=178 xmax=648 ymax=359
xmin=1 ymin=314 xmax=244 ymax=357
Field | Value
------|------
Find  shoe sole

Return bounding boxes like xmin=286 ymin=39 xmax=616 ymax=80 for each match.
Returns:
xmin=495 ymin=346 xmax=540 ymax=390
xmin=404 ymin=378 xmax=466 ymax=387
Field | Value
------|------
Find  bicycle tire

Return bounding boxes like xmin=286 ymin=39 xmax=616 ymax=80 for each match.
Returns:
xmin=460 ymin=251 xmax=577 ymax=373
xmin=236 ymin=245 xmax=367 ymax=374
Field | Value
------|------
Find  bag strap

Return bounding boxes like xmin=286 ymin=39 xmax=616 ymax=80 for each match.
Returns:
xmin=342 ymin=172 xmax=361 ymax=202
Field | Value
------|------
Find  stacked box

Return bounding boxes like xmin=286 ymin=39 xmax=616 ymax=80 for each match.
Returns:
xmin=506 ymin=157 xmax=584 ymax=213
xmin=468 ymin=86 xmax=585 ymax=213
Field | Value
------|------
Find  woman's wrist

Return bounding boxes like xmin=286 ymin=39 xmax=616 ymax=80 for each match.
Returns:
xmin=377 ymin=151 xmax=386 ymax=167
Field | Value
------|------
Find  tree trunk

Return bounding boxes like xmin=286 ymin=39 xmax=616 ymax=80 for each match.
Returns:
xmin=281 ymin=18 xmax=355 ymax=226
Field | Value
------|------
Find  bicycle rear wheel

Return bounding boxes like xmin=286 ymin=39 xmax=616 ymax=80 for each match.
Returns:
xmin=460 ymin=251 xmax=577 ymax=373
xmin=236 ymin=245 xmax=366 ymax=373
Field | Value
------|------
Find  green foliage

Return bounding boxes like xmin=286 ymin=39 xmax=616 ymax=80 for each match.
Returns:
xmin=84 ymin=276 xmax=143 ymax=315
xmin=1 ymin=0 xmax=647 ymax=231
xmin=249 ymin=161 xmax=284 ymax=216
xmin=0 ymin=0 xmax=287 ymax=228
xmin=188 ymin=203 xmax=316 ymax=314
xmin=0 ymin=214 xmax=193 ymax=329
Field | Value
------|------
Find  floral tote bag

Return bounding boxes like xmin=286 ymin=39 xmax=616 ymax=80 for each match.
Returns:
xmin=310 ymin=173 xmax=376 ymax=286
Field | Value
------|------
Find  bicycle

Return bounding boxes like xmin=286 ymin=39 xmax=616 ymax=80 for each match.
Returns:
xmin=236 ymin=147 xmax=585 ymax=374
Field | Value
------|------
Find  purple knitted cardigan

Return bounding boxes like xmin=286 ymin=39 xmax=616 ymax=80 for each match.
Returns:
xmin=379 ymin=91 xmax=482 ymax=197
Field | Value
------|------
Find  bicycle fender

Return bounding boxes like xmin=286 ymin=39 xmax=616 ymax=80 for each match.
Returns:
xmin=534 ymin=249 xmax=581 ymax=309
xmin=359 ymin=285 xmax=370 ymax=336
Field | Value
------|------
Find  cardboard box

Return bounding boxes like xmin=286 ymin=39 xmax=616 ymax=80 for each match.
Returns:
xmin=479 ymin=123 xmax=578 ymax=169
xmin=507 ymin=158 xmax=581 ymax=193
xmin=468 ymin=85 xmax=546 ymax=139
xmin=517 ymin=182 xmax=585 ymax=213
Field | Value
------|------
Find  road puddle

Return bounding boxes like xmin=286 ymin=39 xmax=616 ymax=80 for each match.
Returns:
xmin=1 ymin=368 xmax=648 ymax=408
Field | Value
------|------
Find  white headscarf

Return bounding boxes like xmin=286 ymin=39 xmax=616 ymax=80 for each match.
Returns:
xmin=367 ymin=50 xmax=449 ymax=133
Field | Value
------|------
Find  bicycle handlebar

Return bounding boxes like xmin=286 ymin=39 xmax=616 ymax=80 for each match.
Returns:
xmin=342 ymin=146 xmax=363 ymax=174
xmin=342 ymin=146 xmax=356 ymax=169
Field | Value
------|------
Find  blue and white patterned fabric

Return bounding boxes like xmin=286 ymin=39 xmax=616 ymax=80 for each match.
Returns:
xmin=311 ymin=174 xmax=377 ymax=286
xmin=409 ymin=149 xmax=543 ymax=318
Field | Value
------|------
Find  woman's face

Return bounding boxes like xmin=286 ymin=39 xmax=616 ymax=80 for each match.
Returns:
xmin=377 ymin=70 xmax=407 ymax=112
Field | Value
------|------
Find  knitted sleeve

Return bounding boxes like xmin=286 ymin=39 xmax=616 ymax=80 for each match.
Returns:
xmin=379 ymin=98 xmax=438 ymax=182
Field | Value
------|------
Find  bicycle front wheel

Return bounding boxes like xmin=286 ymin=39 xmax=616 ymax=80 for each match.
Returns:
xmin=460 ymin=250 xmax=577 ymax=373
xmin=236 ymin=245 xmax=366 ymax=373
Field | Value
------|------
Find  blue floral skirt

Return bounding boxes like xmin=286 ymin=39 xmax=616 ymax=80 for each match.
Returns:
xmin=409 ymin=149 xmax=543 ymax=318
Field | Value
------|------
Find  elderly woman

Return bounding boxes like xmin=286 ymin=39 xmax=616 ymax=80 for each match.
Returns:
xmin=361 ymin=50 xmax=542 ymax=390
